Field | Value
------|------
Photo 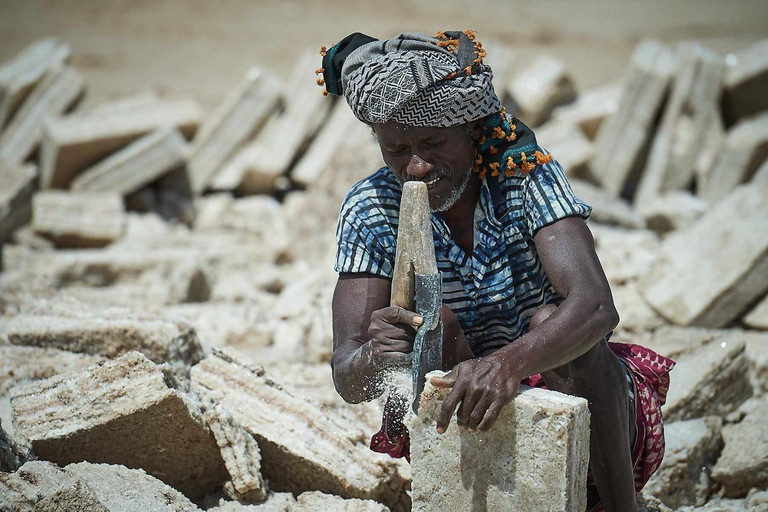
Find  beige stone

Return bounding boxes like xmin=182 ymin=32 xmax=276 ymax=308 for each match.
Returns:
xmin=0 ymin=65 xmax=84 ymax=166
xmin=0 ymin=460 xmax=203 ymax=512
xmin=551 ymin=83 xmax=621 ymax=139
xmin=642 ymin=417 xmax=723 ymax=508
xmin=70 ymin=126 xmax=188 ymax=195
xmin=569 ymin=178 xmax=645 ymax=229
xmin=535 ymin=120 xmax=594 ymax=180
xmin=744 ymin=295 xmax=768 ymax=330
xmin=0 ymin=161 xmax=36 ymax=243
xmin=592 ymin=40 xmax=674 ymax=198
xmin=0 ymin=345 xmax=102 ymax=395
xmin=590 ymin=225 xmax=660 ymax=285
xmin=506 ymin=55 xmax=576 ymax=127
xmin=188 ymin=68 xmax=281 ymax=193
xmin=743 ymin=330 xmax=768 ymax=393
xmin=753 ymin=158 xmax=768 ymax=187
xmin=722 ymin=39 xmax=768 ymax=126
xmin=635 ymin=43 xmax=724 ymax=205
xmin=90 ymin=92 xmax=161 ymax=115
xmin=640 ymin=183 xmax=768 ymax=327
xmin=0 ymin=39 xmax=70 ymax=129
xmin=0 ymin=419 xmax=27 ymax=473
xmin=612 ymin=281 xmax=666 ymax=333
xmin=40 ymin=99 xmax=202 ymax=189
xmin=208 ymin=492 xmax=297 ymax=512
xmin=641 ymin=191 xmax=707 ymax=236
xmin=409 ymin=371 xmax=590 ymax=512
xmin=190 ymin=349 xmax=409 ymax=509
xmin=294 ymin=491 xmax=390 ymax=512
xmin=10 ymin=352 xmax=229 ymax=499
xmin=697 ymin=112 xmax=768 ymax=204
xmin=712 ymin=396 xmax=768 ymax=497
xmin=32 ymin=191 xmax=125 ymax=247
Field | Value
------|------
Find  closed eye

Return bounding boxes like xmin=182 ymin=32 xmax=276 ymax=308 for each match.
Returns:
xmin=423 ymin=139 xmax=446 ymax=149
xmin=386 ymin=146 xmax=409 ymax=157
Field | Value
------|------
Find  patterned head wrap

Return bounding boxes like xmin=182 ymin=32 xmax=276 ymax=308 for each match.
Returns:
xmin=317 ymin=30 xmax=552 ymax=178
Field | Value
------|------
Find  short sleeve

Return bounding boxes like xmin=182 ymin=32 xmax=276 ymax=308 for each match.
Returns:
xmin=523 ymin=157 xmax=592 ymax=237
xmin=334 ymin=190 xmax=395 ymax=278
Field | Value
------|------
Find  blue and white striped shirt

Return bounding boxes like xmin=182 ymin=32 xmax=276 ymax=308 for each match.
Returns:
xmin=335 ymin=159 xmax=591 ymax=357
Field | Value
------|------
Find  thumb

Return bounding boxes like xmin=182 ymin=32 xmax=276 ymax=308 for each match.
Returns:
xmin=430 ymin=370 xmax=457 ymax=388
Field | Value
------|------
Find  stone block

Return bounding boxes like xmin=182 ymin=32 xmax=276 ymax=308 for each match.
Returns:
xmin=697 ymin=112 xmax=768 ymax=204
xmin=0 ymin=345 xmax=102 ymax=395
xmin=642 ymin=417 xmax=723 ymax=508
xmin=744 ymin=295 xmax=768 ymax=330
xmin=506 ymin=55 xmax=576 ymax=127
xmin=612 ymin=282 xmax=666 ymax=333
xmin=590 ymin=225 xmax=660 ymax=285
xmin=0 ymin=460 xmax=202 ymax=512
xmin=10 ymin=352 xmax=231 ymax=499
xmin=32 ymin=191 xmax=125 ymax=247
xmin=408 ymin=370 xmax=590 ymax=512
xmin=535 ymin=120 xmax=595 ymax=180
xmin=0 ymin=39 xmax=70 ymax=129
xmin=0 ymin=161 xmax=36 ymax=244
xmin=722 ymin=39 xmax=768 ymax=126
xmin=551 ymin=83 xmax=621 ymax=139
xmin=712 ymin=396 xmax=768 ymax=497
xmin=753 ymin=158 xmax=768 ymax=187
xmin=743 ymin=330 xmax=768 ymax=393
xmin=190 ymin=348 xmax=409 ymax=509
xmin=641 ymin=191 xmax=707 ymax=236
xmin=188 ymin=68 xmax=281 ymax=193
xmin=40 ymin=99 xmax=202 ymax=189
xmin=208 ymin=492 xmax=297 ymax=512
xmin=592 ymin=40 xmax=674 ymax=199
xmin=640 ymin=183 xmax=768 ymax=327
xmin=635 ymin=43 xmax=724 ymax=206
xmin=70 ymin=126 xmax=188 ymax=195
xmin=294 ymin=491 xmax=390 ymax=511
xmin=0 ymin=420 xmax=27 ymax=473
xmin=90 ymin=92 xmax=160 ymax=115
xmin=569 ymin=178 xmax=645 ymax=229
xmin=0 ymin=65 xmax=84 ymax=166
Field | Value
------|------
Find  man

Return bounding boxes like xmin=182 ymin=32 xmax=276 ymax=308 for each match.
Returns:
xmin=321 ymin=30 xmax=674 ymax=512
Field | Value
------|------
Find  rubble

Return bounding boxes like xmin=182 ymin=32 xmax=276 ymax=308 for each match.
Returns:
xmin=611 ymin=281 xmax=666 ymax=333
xmin=10 ymin=352 xmax=234 ymax=499
xmin=0 ymin=38 xmax=70 ymax=129
xmin=0 ymin=345 xmax=102 ymax=395
xmin=590 ymin=225 xmax=660 ymax=285
xmin=551 ymin=83 xmax=621 ymax=139
xmin=569 ymin=178 xmax=646 ymax=229
xmin=722 ymin=39 xmax=768 ymax=125
xmin=536 ymin=120 xmax=595 ymax=180
xmin=0 ymin=460 xmax=202 ymax=511
xmin=505 ymin=55 xmax=576 ymax=126
xmin=744 ymin=295 xmax=768 ymax=330
xmin=0 ymin=161 xmax=36 ymax=244
xmin=641 ymin=191 xmax=707 ymax=236
xmin=294 ymin=491 xmax=390 ymax=512
xmin=0 ymin=420 xmax=27 ymax=473
xmin=70 ymin=126 xmax=189 ymax=195
xmin=32 ymin=190 xmax=125 ymax=247
xmin=712 ymin=396 xmax=768 ymax=497
xmin=40 ymin=98 xmax=202 ymax=189
xmin=208 ymin=492 xmax=297 ymax=511
xmin=409 ymin=370 xmax=590 ymax=512
xmin=592 ymin=40 xmax=675 ymax=198
xmin=642 ymin=416 xmax=723 ymax=508
xmin=640 ymin=183 xmax=768 ymax=327
xmin=190 ymin=348 xmax=409 ymax=509
xmin=188 ymin=68 xmax=281 ymax=193
xmin=0 ymin=65 xmax=85 ymax=166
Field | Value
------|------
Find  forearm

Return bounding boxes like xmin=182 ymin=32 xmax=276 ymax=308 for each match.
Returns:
xmin=331 ymin=342 xmax=382 ymax=404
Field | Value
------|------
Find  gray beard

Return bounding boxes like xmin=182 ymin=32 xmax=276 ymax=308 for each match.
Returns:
xmin=431 ymin=166 xmax=473 ymax=213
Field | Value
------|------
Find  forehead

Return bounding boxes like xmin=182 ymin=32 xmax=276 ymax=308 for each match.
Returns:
xmin=373 ymin=121 xmax=464 ymax=143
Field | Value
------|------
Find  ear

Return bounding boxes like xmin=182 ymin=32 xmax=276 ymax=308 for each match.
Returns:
xmin=468 ymin=119 xmax=484 ymax=142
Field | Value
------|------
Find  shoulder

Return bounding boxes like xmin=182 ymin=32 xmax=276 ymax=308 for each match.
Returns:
xmin=340 ymin=167 xmax=402 ymax=221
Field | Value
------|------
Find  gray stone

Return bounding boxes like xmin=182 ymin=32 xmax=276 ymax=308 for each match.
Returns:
xmin=744 ymin=295 xmax=768 ymax=330
xmin=722 ymin=39 xmax=768 ymax=126
xmin=640 ymin=183 xmax=768 ymax=327
xmin=40 ymin=99 xmax=202 ymax=189
xmin=0 ymin=345 xmax=102 ymax=395
xmin=293 ymin=491 xmax=390 ymax=512
xmin=0 ymin=419 xmax=27 ymax=473
xmin=698 ymin=112 xmax=768 ymax=204
xmin=712 ymin=396 xmax=768 ymax=497
xmin=570 ymin=178 xmax=646 ymax=229
xmin=0 ymin=161 xmax=36 ymax=244
xmin=32 ymin=191 xmax=125 ymax=248
xmin=551 ymin=82 xmax=621 ymax=140
xmin=188 ymin=68 xmax=281 ymax=193
xmin=753 ymin=158 xmax=768 ymax=187
xmin=408 ymin=370 xmax=590 ymax=512
xmin=641 ymin=191 xmax=707 ymax=236
xmin=742 ymin=330 xmax=768 ymax=393
xmin=506 ymin=55 xmax=576 ymax=127
xmin=592 ymin=40 xmax=674 ymax=198
xmin=642 ymin=417 xmax=723 ymax=508
xmin=70 ymin=126 xmax=189 ymax=195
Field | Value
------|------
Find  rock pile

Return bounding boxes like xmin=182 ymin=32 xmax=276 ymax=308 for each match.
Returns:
xmin=0 ymin=35 xmax=767 ymax=511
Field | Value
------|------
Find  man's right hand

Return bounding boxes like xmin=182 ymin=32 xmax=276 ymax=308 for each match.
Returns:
xmin=366 ymin=306 xmax=424 ymax=368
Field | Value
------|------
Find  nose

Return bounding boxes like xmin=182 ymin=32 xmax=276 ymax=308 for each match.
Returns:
xmin=405 ymin=154 xmax=434 ymax=179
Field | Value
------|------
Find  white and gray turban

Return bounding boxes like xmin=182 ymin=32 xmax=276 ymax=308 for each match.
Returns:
xmin=320 ymin=31 xmax=502 ymax=127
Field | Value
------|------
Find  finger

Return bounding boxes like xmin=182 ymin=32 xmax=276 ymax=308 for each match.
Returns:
xmin=468 ymin=393 xmax=494 ymax=431
xmin=456 ymin=387 xmax=482 ymax=430
xmin=477 ymin=399 xmax=505 ymax=432
xmin=436 ymin=383 xmax=465 ymax=434
xmin=385 ymin=306 xmax=423 ymax=327
xmin=430 ymin=370 xmax=457 ymax=388
xmin=376 ymin=340 xmax=414 ymax=353
xmin=378 ymin=351 xmax=413 ymax=367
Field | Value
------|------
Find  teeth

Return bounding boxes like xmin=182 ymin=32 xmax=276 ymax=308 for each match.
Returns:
xmin=425 ymin=177 xmax=439 ymax=186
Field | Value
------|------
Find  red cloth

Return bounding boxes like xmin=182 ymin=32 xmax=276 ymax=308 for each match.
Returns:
xmin=369 ymin=342 xmax=675 ymax=509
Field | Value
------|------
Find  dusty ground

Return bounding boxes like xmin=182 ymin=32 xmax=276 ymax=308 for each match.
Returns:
xmin=1 ymin=0 xmax=767 ymax=112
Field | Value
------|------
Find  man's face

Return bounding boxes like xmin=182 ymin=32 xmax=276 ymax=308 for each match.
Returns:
xmin=372 ymin=121 xmax=477 ymax=212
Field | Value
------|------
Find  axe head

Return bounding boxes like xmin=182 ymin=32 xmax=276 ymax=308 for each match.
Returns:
xmin=412 ymin=272 xmax=443 ymax=414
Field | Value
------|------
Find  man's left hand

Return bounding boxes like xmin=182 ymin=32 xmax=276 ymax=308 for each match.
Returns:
xmin=429 ymin=353 xmax=521 ymax=433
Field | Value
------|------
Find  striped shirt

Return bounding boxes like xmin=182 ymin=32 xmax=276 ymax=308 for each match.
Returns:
xmin=335 ymin=158 xmax=591 ymax=357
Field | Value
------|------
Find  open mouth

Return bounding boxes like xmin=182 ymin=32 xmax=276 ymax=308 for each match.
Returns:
xmin=425 ymin=177 xmax=441 ymax=187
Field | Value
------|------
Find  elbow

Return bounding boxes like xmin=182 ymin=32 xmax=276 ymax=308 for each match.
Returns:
xmin=331 ymin=355 xmax=367 ymax=405
xmin=597 ymin=299 xmax=620 ymax=334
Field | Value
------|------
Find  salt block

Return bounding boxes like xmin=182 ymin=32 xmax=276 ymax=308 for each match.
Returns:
xmin=190 ymin=348 xmax=409 ymax=509
xmin=506 ymin=55 xmax=576 ymax=127
xmin=408 ymin=370 xmax=590 ymax=512
xmin=551 ymin=83 xmax=621 ymax=139
xmin=39 ymin=98 xmax=202 ymax=189
xmin=535 ymin=120 xmax=594 ymax=180
xmin=744 ymin=295 xmax=768 ymax=331
xmin=32 ymin=190 xmax=125 ymax=247
xmin=0 ymin=38 xmax=70 ymax=129
xmin=188 ymin=68 xmax=281 ymax=194
xmin=640 ymin=183 xmax=768 ymax=327
xmin=0 ymin=161 xmax=36 ymax=244
xmin=0 ymin=345 xmax=102 ymax=395
xmin=641 ymin=191 xmax=707 ymax=236
xmin=0 ymin=65 xmax=84 ymax=166
xmin=592 ymin=40 xmax=674 ymax=198
xmin=722 ymin=39 xmax=768 ymax=126
xmin=0 ymin=460 xmax=203 ymax=511
xmin=569 ymin=178 xmax=645 ymax=229
xmin=635 ymin=43 xmax=724 ymax=206
xmin=70 ymin=126 xmax=188 ymax=195
xmin=0 ymin=420 xmax=27 ymax=473
xmin=9 ymin=352 xmax=230 ymax=499
xmin=294 ymin=491 xmax=390 ymax=512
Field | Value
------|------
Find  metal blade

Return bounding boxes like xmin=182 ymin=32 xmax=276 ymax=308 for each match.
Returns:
xmin=412 ymin=272 xmax=443 ymax=414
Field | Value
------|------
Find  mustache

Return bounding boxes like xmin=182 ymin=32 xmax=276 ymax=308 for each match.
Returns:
xmin=406 ymin=168 xmax=451 ymax=182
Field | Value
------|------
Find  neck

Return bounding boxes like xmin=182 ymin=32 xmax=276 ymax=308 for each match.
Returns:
xmin=442 ymin=174 xmax=481 ymax=251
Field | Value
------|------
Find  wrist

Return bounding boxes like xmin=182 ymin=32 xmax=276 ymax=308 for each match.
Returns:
xmin=489 ymin=343 xmax=527 ymax=379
